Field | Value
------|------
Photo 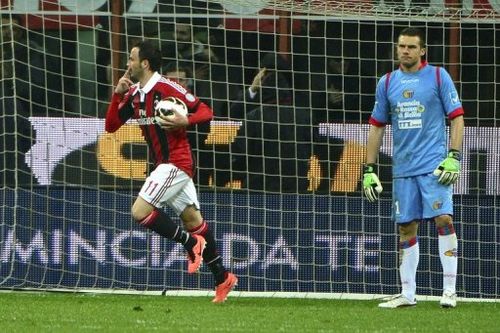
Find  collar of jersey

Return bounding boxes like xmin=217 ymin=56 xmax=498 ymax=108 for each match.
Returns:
xmin=399 ymin=60 xmax=428 ymax=71
xmin=132 ymin=71 xmax=161 ymax=96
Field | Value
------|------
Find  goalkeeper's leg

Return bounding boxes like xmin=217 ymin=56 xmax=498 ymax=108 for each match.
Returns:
xmin=398 ymin=221 xmax=420 ymax=302
xmin=435 ymin=214 xmax=458 ymax=307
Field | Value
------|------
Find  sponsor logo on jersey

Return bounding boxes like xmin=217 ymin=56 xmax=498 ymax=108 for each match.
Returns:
xmin=395 ymin=100 xmax=425 ymax=117
xmin=136 ymin=117 xmax=157 ymax=125
xmin=398 ymin=119 xmax=422 ymax=129
xmin=444 ymin=248 xmax=458 ymax=257
xmin=449 ymin=91 xmax=460 ymax=105
xmin=401 ymin=78 xmax=419 ymax=84
xmin=403 ymin=90 xmax=414 ymax=98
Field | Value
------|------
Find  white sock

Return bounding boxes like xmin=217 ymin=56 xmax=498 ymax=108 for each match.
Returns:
xmin=400 ymin=239 xmax=419 ymax=301
xmin=439 ymin=233 xmax=458 ymax=294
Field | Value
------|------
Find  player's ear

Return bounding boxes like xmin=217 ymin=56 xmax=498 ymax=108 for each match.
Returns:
xmin=420 ymin=47 xmax=426 ymax=57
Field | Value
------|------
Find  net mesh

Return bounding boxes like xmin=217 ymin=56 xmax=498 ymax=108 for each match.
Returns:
xmin=0 ymin=0 xmax=499 ymax=299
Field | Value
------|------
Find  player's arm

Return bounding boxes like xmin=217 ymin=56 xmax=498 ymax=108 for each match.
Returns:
xmin=186 ymin=101 xmax=213 ymax=125
xmin=363 ymin=75 xmax=389 ymax=202
xmin=449 ymin=115 xmax=464 ymax=152
xmin=433 ymin=69 xmax=465 ymax=185
xmin=105 ymin=70 xmax=135 ymax=133
xmin=433 ymin=115 xmax=464 ymax=185
xmin=363 ymin=124 xmax=385 ymax=202
xmin=157 ymin=97 xmax=213 ymax=131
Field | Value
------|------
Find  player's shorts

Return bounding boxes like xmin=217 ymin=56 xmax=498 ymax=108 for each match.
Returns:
xmin=138 ymin=163 xmax=200 ymax=216
xmin=392 ymin=172 xmax=453 ymax=224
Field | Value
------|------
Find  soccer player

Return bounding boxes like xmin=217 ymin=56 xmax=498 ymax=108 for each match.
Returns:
xmin=105 ymin=40 xmax=237 ymax=303
xmin=363 ymin=27 xmax=464 ymax=308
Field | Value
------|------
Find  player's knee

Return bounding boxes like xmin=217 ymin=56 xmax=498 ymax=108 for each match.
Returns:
xmin=131 ymin=200 xmax=152 ymax=222
xmin=434 ymin=214 xmax=453 ymax=229
xmin=399 ymin=220 xmax=418 ymax=238
xmin=180 ymin=205 xmax=203 ymax=230
xmin=131 ymin=206 xmax=144 ymax=222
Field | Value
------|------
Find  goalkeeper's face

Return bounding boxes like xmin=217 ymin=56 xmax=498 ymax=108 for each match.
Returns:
xmin=396 ymin=35 xmax=426 ymax=72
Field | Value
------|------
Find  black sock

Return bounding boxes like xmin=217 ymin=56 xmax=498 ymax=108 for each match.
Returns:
xmin=191 ymin=221 xmax=227 ymax=284
xmin=207 ymin=257 xmax=227 ymax=285
xmin=139 ymin=209 xmax=195 ymax=250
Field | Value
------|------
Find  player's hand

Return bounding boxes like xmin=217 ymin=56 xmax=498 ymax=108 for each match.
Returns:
xmin=156 ymin=111 xmax=189 ymax=131
xmin=363 ymin=164 xmax=383 ymax=202
xmin=433 ymin=150 xmax=461 ymax=186
xmin=114 ymin=68 xmax=133 ymax=94
xmin=250 ymin=67 xmax=268 ymax=93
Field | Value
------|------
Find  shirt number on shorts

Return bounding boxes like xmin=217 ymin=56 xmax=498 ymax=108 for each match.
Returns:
xmin=144 ymin=181 xmax=159 ymax=196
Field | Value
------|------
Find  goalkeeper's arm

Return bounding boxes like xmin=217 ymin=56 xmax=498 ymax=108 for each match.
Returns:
xmin=433 ymin=115 xmax=464 ymax=186
xmin=363 ymin=125 xmax=386 ymax=202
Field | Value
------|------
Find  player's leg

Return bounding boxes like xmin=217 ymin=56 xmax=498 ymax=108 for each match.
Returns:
xmin=420 ymin=174 xmax=457 ymax=307
xmin=379 ymin=177 xmax=420 ymax=308
xmin=132 ymin=164 xmax=203 ymax=273
xmin=170 ymin=180 xmax=237 ymax=303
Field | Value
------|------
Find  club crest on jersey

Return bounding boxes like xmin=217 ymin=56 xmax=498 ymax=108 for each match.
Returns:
xmin=403 ymin=90 xmax=414 ymax=98
xmin=139 ymin=108 xmax=147 ymax=118
xmin=432 ymin=200 xmax=443 ymax=210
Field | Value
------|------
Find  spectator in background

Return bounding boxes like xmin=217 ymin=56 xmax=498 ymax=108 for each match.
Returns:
xmin=1 ymin=14 xmax=46 ymax=115
xmin=229 ymin=52 xmax=311 ymax=192
xmin=162 ymin=21 xmax=231 ymax=117
xmin=164 ymin=61 xmax=194 ymax=92
xmin=0 ymin=14 xmax=46 ymax=185
xmin=229 ymin=52 xmax=292 ymax=119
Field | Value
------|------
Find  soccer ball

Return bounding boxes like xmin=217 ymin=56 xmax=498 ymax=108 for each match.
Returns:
xmin=155 ymin=97 xmax=188 ymax=121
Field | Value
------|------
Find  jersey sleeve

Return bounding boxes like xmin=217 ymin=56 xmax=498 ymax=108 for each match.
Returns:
xmin=105 ymin=91 xmax=135 ymax=133
xmin=369 ymin=74 xmax=390 ymax=126
xmin=438 ymin=67 xmax=464 ymax=119
xmin=161 ymin=80 xmax=213 ymax=125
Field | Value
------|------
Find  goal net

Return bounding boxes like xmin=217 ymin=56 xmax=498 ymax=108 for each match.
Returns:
xmin=1 ymin=0 xmax=499 ymax=300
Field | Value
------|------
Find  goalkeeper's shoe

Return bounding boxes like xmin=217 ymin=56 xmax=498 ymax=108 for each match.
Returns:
xmin=433 ymin=150 xmax=461 ymax=186
xmin=212 ymin=272 xmax=238 ymax=303
xmin=187 ymin=235 xmax=206 ymax=274
xmin=378 ymin=294 xmax=416 ymax=308
xmin=440 ymin=290 xmax=457 ymax=308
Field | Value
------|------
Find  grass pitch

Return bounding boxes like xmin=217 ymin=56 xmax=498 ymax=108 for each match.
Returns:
xmin=0 ymin=292 xmax=497 ymax=332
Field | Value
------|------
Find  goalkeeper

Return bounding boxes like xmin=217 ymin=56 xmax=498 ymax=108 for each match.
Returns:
xmin=363 ymin=27 xmax=464 ymax=309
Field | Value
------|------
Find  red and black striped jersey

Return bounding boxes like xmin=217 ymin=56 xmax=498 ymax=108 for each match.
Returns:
xmin=105 ymin=72 xmax=213 ymax=178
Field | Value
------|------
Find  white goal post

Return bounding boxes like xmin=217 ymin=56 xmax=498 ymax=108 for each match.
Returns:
xmin=0 ymin=0 xmax=498 ymax=301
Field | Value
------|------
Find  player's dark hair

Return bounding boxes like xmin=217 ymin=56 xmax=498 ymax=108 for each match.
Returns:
xmin=399 ymin=27 xmax=426 ymax=48
xmin=134 ymin=40 xmax=162 ymax=72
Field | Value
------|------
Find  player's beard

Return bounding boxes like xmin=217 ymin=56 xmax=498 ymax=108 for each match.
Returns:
xmin=129 ymin=67 xmax=141 ymax=82
xmin=399 ymin=56 xmax=419 ymax=70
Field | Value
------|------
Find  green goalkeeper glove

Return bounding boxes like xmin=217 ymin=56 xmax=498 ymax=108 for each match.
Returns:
xmin=363 ymin=164 xmax=383 ymax=202
xmin=433 ymin=149 xmax=461 ymax=186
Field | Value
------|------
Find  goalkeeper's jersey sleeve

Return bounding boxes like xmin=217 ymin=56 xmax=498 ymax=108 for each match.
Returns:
xmin=369 ymin=62 xmax=464 ymax=178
